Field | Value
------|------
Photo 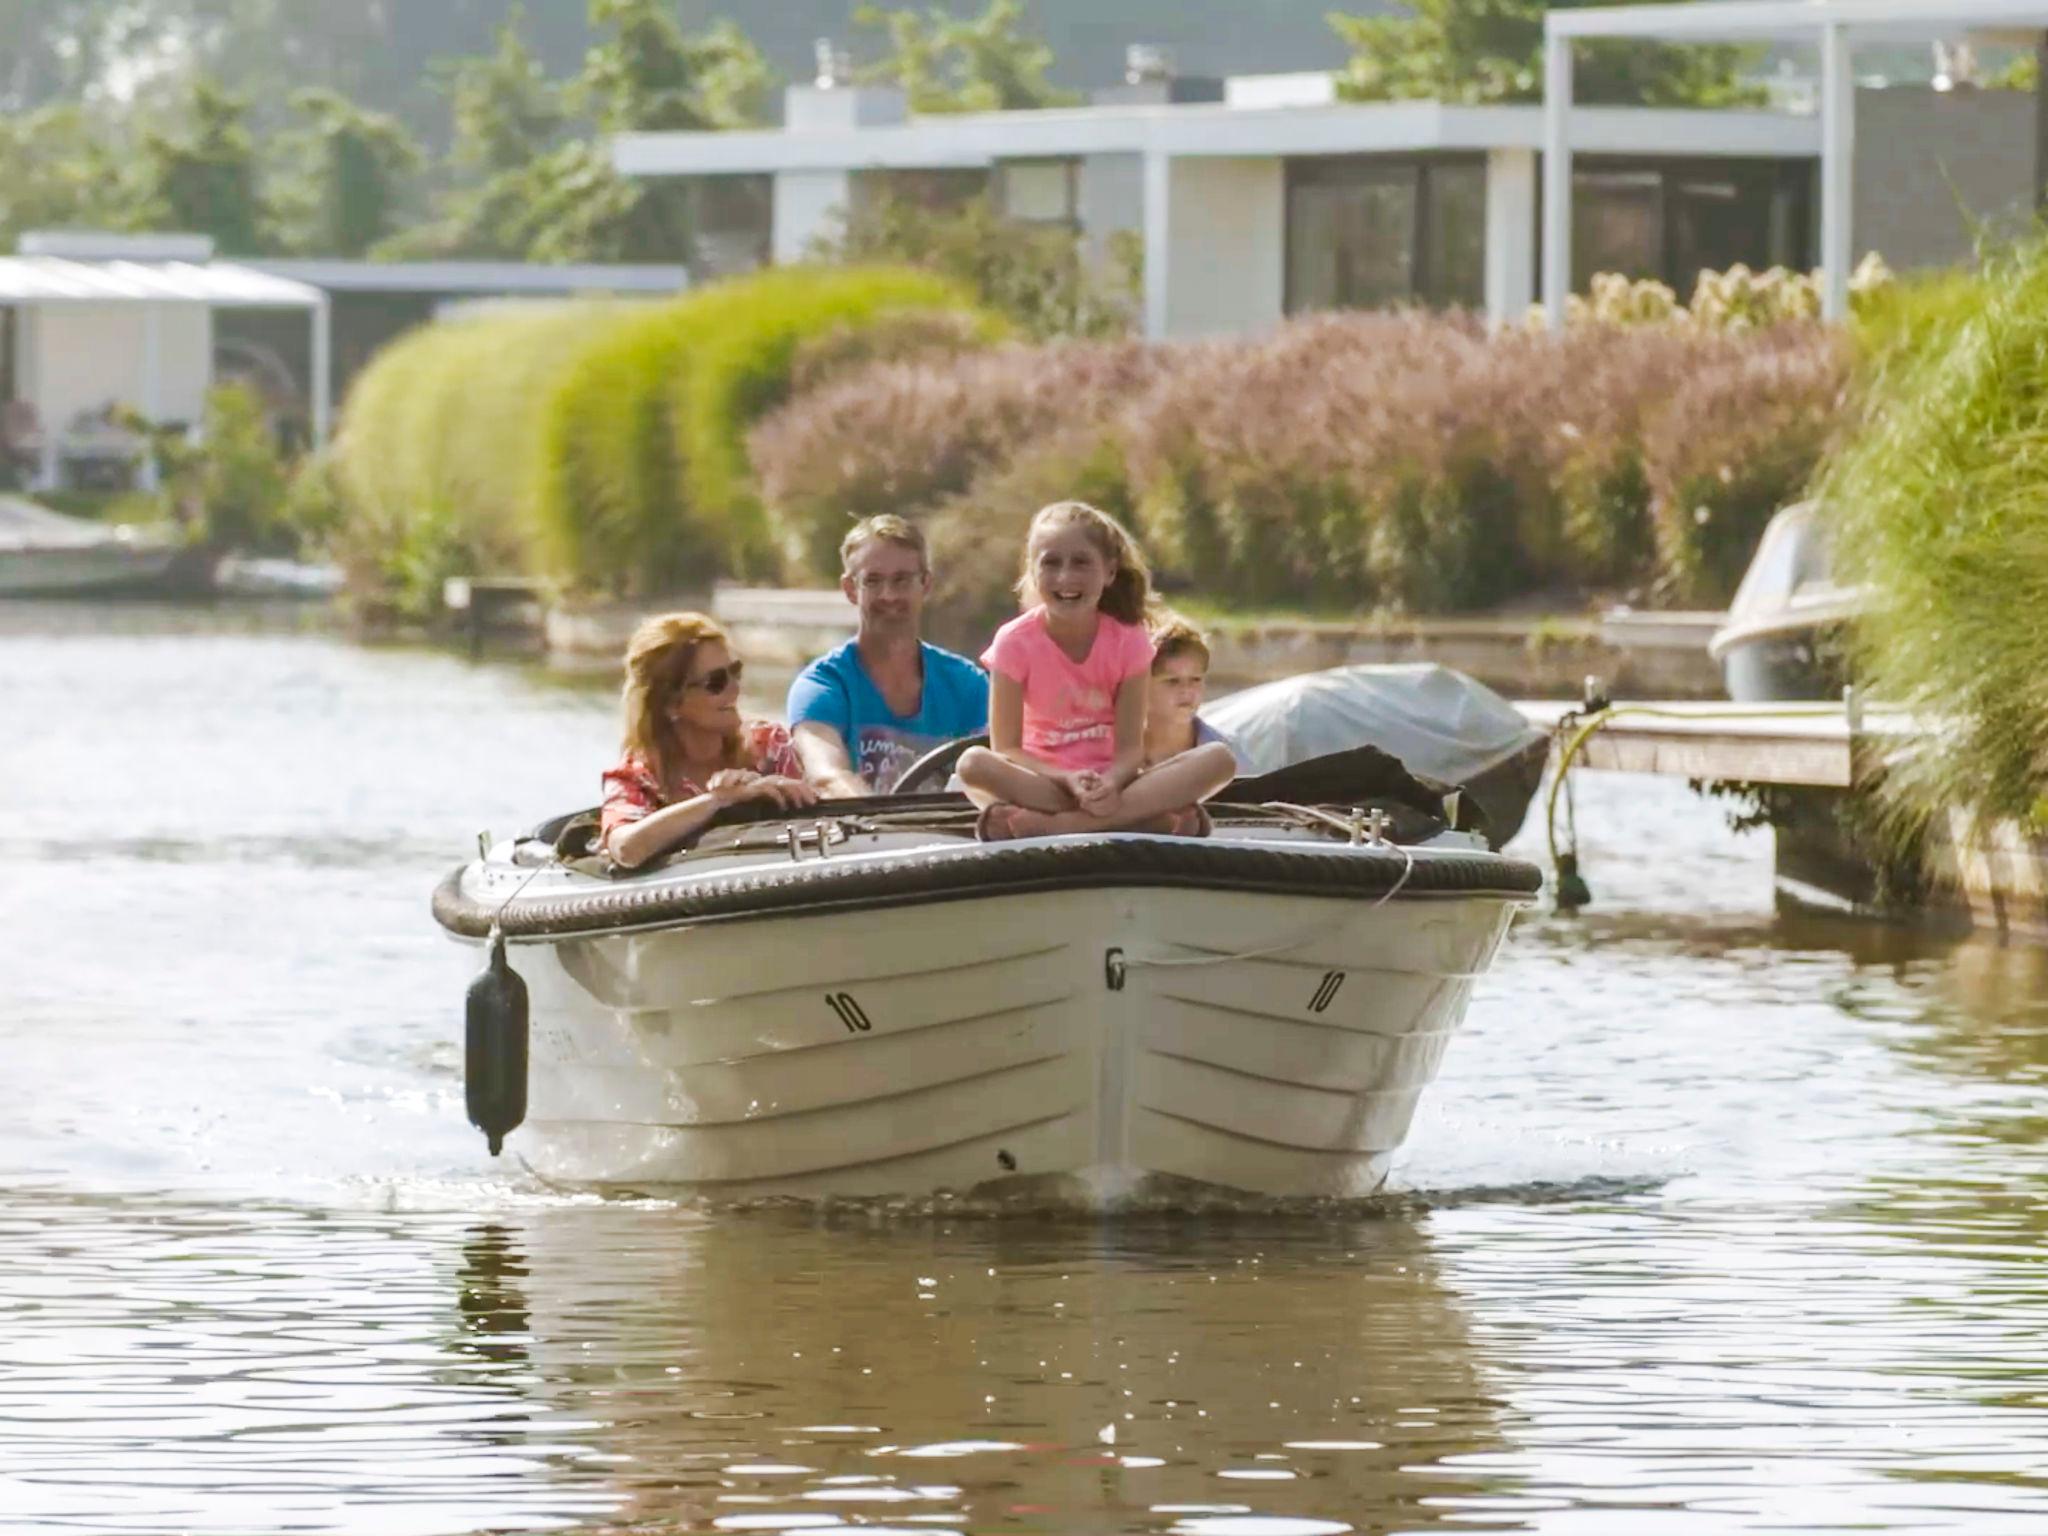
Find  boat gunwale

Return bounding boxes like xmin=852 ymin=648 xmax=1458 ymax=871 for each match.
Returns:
xmin=434 ymin=832 xmax=1543 ymax=942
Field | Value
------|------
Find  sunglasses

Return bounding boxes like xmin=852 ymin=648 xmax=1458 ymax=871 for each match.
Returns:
xmin=680 ymin=660 xmax=744 ymax=695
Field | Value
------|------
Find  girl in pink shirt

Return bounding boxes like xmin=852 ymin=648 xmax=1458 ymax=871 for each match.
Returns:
xmin=957 ymin=502 xmax=1237 ymax=840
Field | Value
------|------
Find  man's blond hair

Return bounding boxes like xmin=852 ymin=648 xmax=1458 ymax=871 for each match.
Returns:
xmin=841 ymin=514 xmax=927 ymax=573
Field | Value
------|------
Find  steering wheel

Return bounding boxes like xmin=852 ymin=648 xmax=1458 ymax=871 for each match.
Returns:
xmin=888 ymin=734 xmax=987 ymax=795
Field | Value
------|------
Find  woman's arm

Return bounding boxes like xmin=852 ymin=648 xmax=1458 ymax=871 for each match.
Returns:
xmin=606 ymin=774 xmax=815 ymax=869
xmin=605 ymin=791 xmax=725 ymax=870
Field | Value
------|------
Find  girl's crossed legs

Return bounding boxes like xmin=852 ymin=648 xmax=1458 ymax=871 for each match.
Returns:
xmin=956 ymin=741 xmax=1236 ymax=838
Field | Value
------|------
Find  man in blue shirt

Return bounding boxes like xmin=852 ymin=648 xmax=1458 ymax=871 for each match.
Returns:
xmin=787 ymin=514 xmax=990 ymax=796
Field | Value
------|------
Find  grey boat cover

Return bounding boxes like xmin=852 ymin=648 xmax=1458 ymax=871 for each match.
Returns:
xmin=1207 ymin=662 xmax=1547 ymax=787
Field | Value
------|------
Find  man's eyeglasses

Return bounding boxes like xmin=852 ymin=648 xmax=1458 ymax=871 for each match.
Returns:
xmin=681 ymin=661 xmax=744 ymax=695
xmin=855 ymin=571 xmax=925 ymax=594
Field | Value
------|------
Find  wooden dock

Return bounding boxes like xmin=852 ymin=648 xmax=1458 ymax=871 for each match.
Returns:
xmin=1513 ymin=698 xmax=1914 ymax=788
xmin=1513 ymin=698 xmax=2047 ymax=940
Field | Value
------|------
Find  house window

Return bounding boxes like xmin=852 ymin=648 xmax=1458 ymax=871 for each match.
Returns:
xmin=998 ymin=159 xmax=1079 ymax=225
xmin=1573 ymin=169 xmax=1664 ymax=288
xmin=1286 ymin=156 xmax=1486 ymax=314
xmin=857 ymin=168 xmax=991 ymax=214
xmin=685 ymin=175 xmax=772 ymax=279
xmin=1421 ymin=161 xmax=1486 ymax=309
xmin=1556 ymin=158 xmax=1815 ymax=298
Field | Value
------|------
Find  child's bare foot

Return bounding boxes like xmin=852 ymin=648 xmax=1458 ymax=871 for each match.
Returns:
xmin=976 ymin=803 xmax=1057 ymax=841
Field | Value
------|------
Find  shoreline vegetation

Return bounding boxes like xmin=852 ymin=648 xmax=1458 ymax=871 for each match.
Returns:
xmin=317 ymin=260 xmax=1869 ymax=640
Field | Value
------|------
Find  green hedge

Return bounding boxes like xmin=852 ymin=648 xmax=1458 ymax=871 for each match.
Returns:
xmin=330 ymin=265 xmax=995 ymax=607
xmin=331 ymin=301 xmax=617 ymax=615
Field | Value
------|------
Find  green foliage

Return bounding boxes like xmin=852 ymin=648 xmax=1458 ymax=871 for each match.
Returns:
xmin=189 ymin=382 xmax=292 ymax=551
xmin=330 ymin=302 xmax=614 ymax=615
xmin=274 ymin=88 xmax=422 ymax=256
xmin=576 ymin=0 xmax=774 ymax=132
xmin=447 ymin=6 xmax=565 ymax=176
xmin=1822 ymin=236 xmax=2048 ymax=840
xmin=0 ymin=105 xmax=133 ymax=248
xmin=329 ymin=268 xmax=995 ymax=606
xmin=1331 ymin=0 xmax=1764 ymax=108
xmin=533 ymin=302 xmax=707 ymax=595
xmin=668 ymin=264 xmax=993 ymax=575
xmin=813 ymin=192 xmax=1138 ymax=340
xmin=855 ymin=0 xmax=1076 ymax=113
xmin=134 ymin=76 xmax=271 ymax=254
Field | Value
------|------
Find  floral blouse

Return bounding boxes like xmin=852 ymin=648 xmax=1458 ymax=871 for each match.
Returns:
xmin=600 ymin=718 xmax=803 ymax=847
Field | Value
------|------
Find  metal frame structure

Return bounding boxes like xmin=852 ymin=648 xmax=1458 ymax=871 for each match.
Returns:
xmin=1544 ymin=0 xmax=2048 ymax=328
xmin=0 ymin=250 xmax=328 ymax=488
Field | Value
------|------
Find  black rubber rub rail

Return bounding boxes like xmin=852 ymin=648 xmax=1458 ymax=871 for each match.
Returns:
xmin=432 ymin=837 xmax=1545 ymax=941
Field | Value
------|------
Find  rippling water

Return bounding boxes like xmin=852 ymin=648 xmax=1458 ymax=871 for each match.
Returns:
xmin=4 ymin=603 xmax=2046 ymax=1535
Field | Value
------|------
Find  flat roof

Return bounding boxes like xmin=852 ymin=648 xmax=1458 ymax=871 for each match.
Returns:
xmin=616 ymin=100 xmax=1819 ymax=178
xmin=1548 ymin=0 xmax=2048 ymax=44
xmin=244 ymin=259 xmax=689 ymax=296
xmin=0 ymin=256 xmax=322 ymax=309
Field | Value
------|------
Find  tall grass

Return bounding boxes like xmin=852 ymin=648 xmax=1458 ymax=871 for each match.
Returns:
xmin=750 ymin=310 xmax=1850 ymax=627
xmin=1822 ymin=240 xmax=2048 ymax=834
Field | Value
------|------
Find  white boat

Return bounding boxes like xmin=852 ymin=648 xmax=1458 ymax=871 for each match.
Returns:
xmin=434 ymin=755 xmax=1541 ymax=1206
xmin=0 ymin=495 xmax=179 ymax=596
xmin=1708 ymin=501 xmax=1865 ymax=702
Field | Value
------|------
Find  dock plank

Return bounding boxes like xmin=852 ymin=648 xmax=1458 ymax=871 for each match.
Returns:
xmin=1514 ymin=701 xmax=1916 ymax=789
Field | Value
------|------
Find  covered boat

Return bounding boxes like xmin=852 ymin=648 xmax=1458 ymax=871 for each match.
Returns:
xmin=1708 ymin=501 xmax=1865 ymax=702
xmin=434 ymin=750 xmax=1541 ymax=1206
xmin=0 ymin=495 xmax=178 ymax=596
xmin=1205 ymin=662 xmax=1550 ymax=847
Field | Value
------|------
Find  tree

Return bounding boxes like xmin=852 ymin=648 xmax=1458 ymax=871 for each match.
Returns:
xmin=855 ymin=0 xmax=1076 ymax=114
xmin=509 ymin=0 xmax=775 ymax=263
xmin=133 ymin=76 xmax=271 ymax=252
xmin=275 ymin=88 xmax=422 ymax=256
xmin=575 ymin=0 xmax=773 ymax=132
xmin=0 ymin=105 xmax=135 ymax=248
xmin=1331 ymin=0 xmax=1763 ymax=108
xmin=448 ymin=5 xmax=564 ymax=179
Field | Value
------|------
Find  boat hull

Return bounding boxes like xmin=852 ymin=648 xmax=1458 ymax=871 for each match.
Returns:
xmin=493 ymin=884 xmax=1519 ymax=1203
xmin=0 ymin=541 xmax=179 ymax=596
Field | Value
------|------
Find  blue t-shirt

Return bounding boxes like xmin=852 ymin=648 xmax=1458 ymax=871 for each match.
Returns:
xmin=786 ymin=640 xmax=990 ymax=792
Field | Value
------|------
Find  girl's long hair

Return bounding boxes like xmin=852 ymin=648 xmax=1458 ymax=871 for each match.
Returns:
xmin=620 ymin=611 xmax=745 ymax=786
xmin=1018 ymin=500 xmax=1156 ymax=626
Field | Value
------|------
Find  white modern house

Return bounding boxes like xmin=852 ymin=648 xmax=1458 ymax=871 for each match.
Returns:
xmin=614 ymin=23 xmax=2045 ymax=341
xmin=0 ymin=232 xmax=687 ymax=493
xmin=1542 ymin=0 xmax=2048 ymax=324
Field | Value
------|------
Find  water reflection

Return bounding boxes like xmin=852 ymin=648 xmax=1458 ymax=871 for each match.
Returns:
xmin=447 ymin=1208 xmax=1509 ymax=1534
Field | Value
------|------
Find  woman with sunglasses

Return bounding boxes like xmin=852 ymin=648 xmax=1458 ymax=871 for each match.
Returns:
xmin=601 ymin=612 xmax=818 ymax=869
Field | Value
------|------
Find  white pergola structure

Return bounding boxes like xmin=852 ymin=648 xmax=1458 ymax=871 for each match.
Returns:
xmin=1544 ymin=0 xmax=2048 ymax=328
xmin=0 ymin=233 xmax=329 ymax=491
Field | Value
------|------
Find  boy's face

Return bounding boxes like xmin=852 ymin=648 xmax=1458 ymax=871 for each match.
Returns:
xmin=1149 ymin=650 xmax=1206 ymax=727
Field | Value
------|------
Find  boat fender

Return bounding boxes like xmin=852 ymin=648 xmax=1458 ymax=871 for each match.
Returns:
xmin=465 ymin=925 xmax=529 ymax=1156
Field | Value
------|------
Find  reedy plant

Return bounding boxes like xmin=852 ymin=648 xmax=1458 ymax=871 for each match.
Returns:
xmin=1821 ymin=236 xmax=2048 ymax=840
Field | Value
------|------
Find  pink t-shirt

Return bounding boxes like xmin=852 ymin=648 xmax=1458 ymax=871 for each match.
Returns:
xmin=981 ymin=605 xmax=1155 ymax=771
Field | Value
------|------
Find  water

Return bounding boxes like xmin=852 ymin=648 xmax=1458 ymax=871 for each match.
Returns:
xmin=4 ymin=603 xmax=2047 ymax=1535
